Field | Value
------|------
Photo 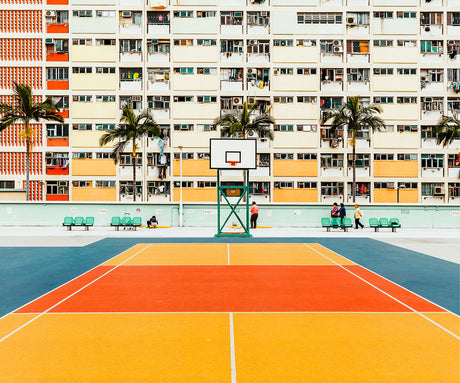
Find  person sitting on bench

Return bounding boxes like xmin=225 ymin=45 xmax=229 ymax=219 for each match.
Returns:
xmin=147 ymin=215 xmax=158 ymax=228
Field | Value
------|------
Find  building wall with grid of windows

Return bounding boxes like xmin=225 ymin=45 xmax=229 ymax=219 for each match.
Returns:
xmin=1 ymin=0 xmax=460 ymax=204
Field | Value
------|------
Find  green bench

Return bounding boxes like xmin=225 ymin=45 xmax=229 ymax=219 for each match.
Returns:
xmin=63 ymin=216 xmax=94 ymax=231
xmin=111 ymin=216 xmax=142 ymax=231
xmin=321 ymin=217 xmax=352 ymax=232
xmin=369 ymin=218 xmax=402 ymax=232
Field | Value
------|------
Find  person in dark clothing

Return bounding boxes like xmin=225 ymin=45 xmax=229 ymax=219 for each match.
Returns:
xmin=339 ymin=203 xmax=346 ymax=228
xmin=147 ymin=215 xmax=158 ymax=228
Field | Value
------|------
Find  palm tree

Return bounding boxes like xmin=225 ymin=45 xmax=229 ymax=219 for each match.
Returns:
xmin=435 ymin=114 xmax=460 ymax=147
xmin=214 ymin=101 xmax=274 ymax=140
xmin=321 ymin=96 xmax=385 ymax=203
xmin=99 ymin=105 xmax=161 ymax=202
xmin=0 ymin=83 xmax=64 ymax=201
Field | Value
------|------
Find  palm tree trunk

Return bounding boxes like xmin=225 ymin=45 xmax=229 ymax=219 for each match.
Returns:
xmin=132 ymin=154 xmax=136 ymax=202
xmin=25 ymin=121 xmax=31 ymax=201
xmin=352 ymin=129 xmax=356 ymax=204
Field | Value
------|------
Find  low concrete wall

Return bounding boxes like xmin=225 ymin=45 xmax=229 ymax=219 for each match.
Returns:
xmin=1 ymin=203 xmax=460 ymax=229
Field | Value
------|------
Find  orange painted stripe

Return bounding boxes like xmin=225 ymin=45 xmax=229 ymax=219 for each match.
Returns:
xmin=344 ymin=265 xmax=445 ymax=312
xmin=46 ymin=266 xmax=411 ymax=313
xmin=16 ymin=266 xmax=114 ymax=313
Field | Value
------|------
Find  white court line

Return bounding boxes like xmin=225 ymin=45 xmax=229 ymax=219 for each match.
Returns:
xmin=0 ymin=244 xmax=152 ymax=344
xmin=227 ymin=243 xmax=237 ymax=383
xmin=227 ymin=243 xmax=231 ymax=265
xmin=304 ymin=243 xmax=460 ymax=340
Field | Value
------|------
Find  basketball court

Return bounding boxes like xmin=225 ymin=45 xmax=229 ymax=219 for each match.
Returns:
xmin=0 ymin=241 xmax=458 ymax=382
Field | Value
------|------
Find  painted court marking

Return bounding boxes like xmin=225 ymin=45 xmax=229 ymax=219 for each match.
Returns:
xmin=0 ymin=244 xmax=153 ymax=344
xmin=304 ymin=243 xmax=460 ymax=340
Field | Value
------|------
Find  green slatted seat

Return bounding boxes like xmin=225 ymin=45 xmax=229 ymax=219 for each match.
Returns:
xmin=369 ymin=218 xmax=380 ymax=232
xmin=132 ymin=217 xmax=142 ymax=231
xmin=63 ymin=217 xmax=73 ymax=231
xmin=111 ymin=216 xmax=121 ymax=231
xmin=342 ymin=217 xmax=353 ymax=232
xmin=321 ymin=217 xmax=332 ymax=232
xmin=84 ymin=217 xmax=94 ymax=231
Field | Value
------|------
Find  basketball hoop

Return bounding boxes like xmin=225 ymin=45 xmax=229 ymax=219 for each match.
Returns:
xmin=229 ymin=161 xmax=237 ymax=167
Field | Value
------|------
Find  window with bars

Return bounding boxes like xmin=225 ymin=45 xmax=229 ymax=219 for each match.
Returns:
xmin=422 ymin=154 xmax=444 ymax=168
xmin=221 ymin=11 xmax=243 ymax=26
xmin=274 ymin=153 xmax=294 ymax=160
xmin=321 ymin=182 xmax=343 ymax=196
xmin=321 ymin=154 xmax=343 ymax=168
xmin=247 ymin=12 xmax=270 ymax=26
xmin=47 ymin=124 xmax=68 ymax=137
xmin=297 ymin=13 xmax=342 ymax=24
xmin=47 ymin=67 xmax=68 ymax=80
xmin=421 ymin=97 xmax=443 ymax=111
xmin=347 ymin=154 xmax=369 ymax=168
xmin=274 ymin=182 xmax=294 ymax=189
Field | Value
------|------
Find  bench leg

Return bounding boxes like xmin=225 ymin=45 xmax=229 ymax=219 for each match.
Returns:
xmin=133 ymin=226 xmax=137 ymax=231
xmin=374 ymin=227 xmax=378 ymax=232
xmin=85 ymin=226 xmax=88 ymax=231
xmin=115 ymin=226 xmax=119 ymax=231
xmin=327 ymin=227 xmax=331 ymax=232
xmin=392 ymin=227 xmax=396 ymax=233
xmin=344 ymin=227 xmax=348 ymax=232
xmin=67 ymin=226 xmax=71 ymax=231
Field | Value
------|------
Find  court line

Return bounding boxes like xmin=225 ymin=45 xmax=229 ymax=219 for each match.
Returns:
xmin=304 ymin=243 xmax=460 ymax=340
xmin=0 ymin=244 xmax=152 ymax=344
xmin=229 ymin=313 xmax=237 ymax=383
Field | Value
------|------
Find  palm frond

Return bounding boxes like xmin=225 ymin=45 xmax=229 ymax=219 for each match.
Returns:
xmin=436 ymin=114 xmax=460 ymax=147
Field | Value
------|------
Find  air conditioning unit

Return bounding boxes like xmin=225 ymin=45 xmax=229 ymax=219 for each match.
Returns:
xmin=347 ymin=16 xmax=357 ymax=25
xmin=233 ymin=97 xmax=240 ymax=104
xmin=350 ymin=68 xmax=358 ymax=74
xmin=151 ymin=39 xmax=158 ymax=44
xmin=132 ymin=96 xmax=142 ymax=101
xmin=45 ymin=38 xmax=54 ymax=45
xmin=336 ymin=69 xmax=343 ymax=75
xmin=59 ymin=181 xmax=67 ymax=186
xmin=333 ymin=40 xmax=342 ymax=46
xmin=261 ymin=12 xmax=268 ymax=17
xmin=45 ymin=152 xmax=53 ymax=158
xmin=434 ymin=186 xmax=445 ymax=195
xmin=273 ymin=68 xmax=279 ymax=74
xmin=421 ymin=76 xmax=427 ymax=81
xmin=45 ymin=10 xmax=56 ymax=17
xmin=247 ymin=68 xmax=253 ymax=74
xmin=333 ymin=46 xmax=343 ymax=53
xmin=387 ymin=182 xmax=395 ymax=189
xmin=122 ymin=11 xmax=132 ymax=18
xmin=448 ymin=40 xmax=455 ymax=47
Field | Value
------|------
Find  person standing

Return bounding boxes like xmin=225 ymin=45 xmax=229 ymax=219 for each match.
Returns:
xmin=250 ymin=201 xmax=259 ymax=229
xmin=339 ymin=203 xmax=346 ymax=228
xmin=354 ymin=204 xmax=364 ymax=229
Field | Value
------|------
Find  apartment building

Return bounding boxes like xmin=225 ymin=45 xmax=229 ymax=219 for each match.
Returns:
xmin=1 ymin=0 xmax=460 ymax=205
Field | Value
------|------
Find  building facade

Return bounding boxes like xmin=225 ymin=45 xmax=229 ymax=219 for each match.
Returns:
xmin=1 ymin=0 xmax=460 ymax=204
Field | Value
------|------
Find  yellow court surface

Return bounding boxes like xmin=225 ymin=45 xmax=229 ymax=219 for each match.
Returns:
xmin=0 ymin=242 xmax=458 ymax=382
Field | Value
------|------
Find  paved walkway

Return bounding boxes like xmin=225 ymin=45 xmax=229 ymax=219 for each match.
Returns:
xmin=1 ymin=226 xmax=459 ymax=264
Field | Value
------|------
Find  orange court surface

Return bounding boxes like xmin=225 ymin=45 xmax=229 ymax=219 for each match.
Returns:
xmin=0 ymin=242 xmax=459 ymax=382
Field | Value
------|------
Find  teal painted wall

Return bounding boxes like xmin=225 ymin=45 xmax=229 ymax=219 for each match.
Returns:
xmin=1 ymin=203 xmax=460 ymax=228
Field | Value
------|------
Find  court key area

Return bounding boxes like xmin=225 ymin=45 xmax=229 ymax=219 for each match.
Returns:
xmin=0 ymin=243 xmax=459 ymax=382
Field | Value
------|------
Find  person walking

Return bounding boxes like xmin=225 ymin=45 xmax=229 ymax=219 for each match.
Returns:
xmin=354 ymin=204 xmax=364 ymax=229
xmin=339 ymin=203 xmax=346 ymax=229
xmin=250 ymin=201 xmax=259 ymax=229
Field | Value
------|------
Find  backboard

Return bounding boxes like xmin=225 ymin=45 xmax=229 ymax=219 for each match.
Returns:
xmin=210 ymin=138 xmax=257 ymax=170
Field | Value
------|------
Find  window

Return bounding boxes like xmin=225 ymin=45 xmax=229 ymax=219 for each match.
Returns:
xmin=398 ymin=125 xmax=417 ymax=133
xmin=120 ymin=153 xmax=142 ymax=166
xmin=96 ymin=153 xmax=111 ymax=159
xmin=47 ymin=181 xmax=68 ymax=195
xmin=72 ymin=67 xmax=92 ymax=74
xmin=373 ymin=97 xmax=393 ymax=104
xmin=448 ymin=183 xmax=460 ymax=197
xmin=197 ymin=67 xmax=217 ymax=75
xmin=73 ymin=95 xmax=92 ymax=102
xmin=320 ymin=97 xmax=343 ymax=110
xmin=73 ymin=10 xmax=92 ymax=17
xmin=296 ymin=68 xmax=316 ymax=75
xmin=95 ymin=95 xmax=115 ymax=102
xmin=197 ymin=11 xmax=216 ymax=18
xmin=47 ymin=67 xmax=68 ymax=81
xmin=47 ymin=124 xmax=69 ymax=137
xmin=0 ymin=181 xmax=14 ymax=189
xmin=374 ymin=154 xmax=394 ymax=161
xmin=347 ymin=68 xmax=369 ymax=82
xmin=373 ymin=68 xmax=393 ymax=75
xmin=174 ymin=67 xmax=194 ymax=74
xmin=448 ymin=154 xmax=460 ymax=167
xmin=72 ymin=152 xmax=92 ymax=159
xmin=447 ymin=12 xmax=460 ymax=26
xmin=119 ymin=181 xmax=142 ymax=195
xmin=221 ymin=11 xmax=243 ymax=26
xmin=422 ymin=154 xmax=443 ymax=168
xmin=297 ymin=124 xmax=317 ymax=132
xmin=249 ymin=182 xmax=269 ymax=195
xmin=274 ymin=97 xmax=293 ymax=103
xmin=374 ymin=40 xmax=393 ymax=47
xmin=73 ymin=123 xmax=92 ymax=130
xmin=96 ymin=39 xmax=116 ymax=46
xmin=397 ymin=68 xmax=416 ymax=75
xmin=174 ymin=39 xmax=193 ymax=46
xmin=221 ymin=40 xmax=243 ymax=53
xmin=174 ymin=181 xmax=193 ymax=188
xmin=174 ymin=152 xmax=193 ymax=160
xmin=374 ymin=182 xmax=395 ymax=189
xmin=397 ymin=40 xmax=416 ymax=47
xmin=120 ymin=68 xmax=142 ymax=80
xmin=197 ymin=96 xmax=216 ymax=103
xmin=321 ymin=182 xmax=343 ymax=196
xmin=420 ymin=12 xmax=442 ymax=26
xmin=274 ymin=182 xmax=294 ymax=189
xmin=247 ymin=12 xmax=270 ymax=26
xmin=274 ymin=153 xmax=294 ymax=160
xmin=197 ymin=39 xmax=217 ymax=46
xmin=147 ymin=11 xmax=170 ymax=25
xmin=147 ymin=181 xmax=170 ymax=195
xmin=196 ymin=124 xmax=216 ymax=131
xmin=421 ymin=97 xmax=443 ymax=111
xmin=96 ymin=10 xmax=115 ymax=17
xmin=96 ymin=181 xmax=115 ymax=188
xmin=347 ymin=153 xmax=369 ymax=168
xmin=347 ymin=41 xmax=369 ymax=54
xmin=374 ymin=12 xmax=393 ymax=19
xmin=72 ymin=39 xmax=92 ymax=46
xmin=297 ymin=13 xmax=342 ymax=24
xmin=421 ymin=126 xmax=437 ymax=139
xmin=448 ymin=98 xmax=460 ymax=113
xmin=321 ymin=154 xmax=343 ymax=168
xmin=173 ymin=11 xmax=193 ymax=18
xmin=397 ymin=97 xmax=417 ymax=104
xmin=148 ymin=96 xmax=170 ymax=109
xmin=296 ymin=40 xmax=316 ymax=47
xmin=274 ymin=124 xmax=294 ymax=131
xmin=397 ymin=154 xmax=417 ymax=161
xmin=421 ymin=183 xmax=444 ymax=196
xmin=274 ymin=40 xmax=293 ymax=47
xmin=120 ymin=40 xmax=142 ymax=53
xmin=298 ymin=182 xmax=317 ymax=188
xmin=397 ymin=12 xmax=416 ymax=19
xmin=297 ymin=153 xmax=317 ymax=160
xmin=275 ymin=68 xmax=293 ymax=75
xmin=421 ymin=40 xmax=443 ymax=54
xmin=297 ymin=96 xmax=316 ymax=103
xmin=447 ymin=69 xmax=459 ymax=82
xmin=174 ymin=96 xmax=194 ymax=103
xmin=247 ymin=40 xmax=270 ymax=54
xmin=96 ymin=67 xmax=115 ymax=74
